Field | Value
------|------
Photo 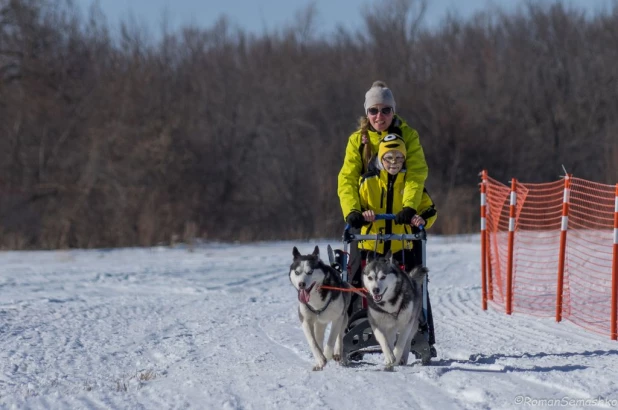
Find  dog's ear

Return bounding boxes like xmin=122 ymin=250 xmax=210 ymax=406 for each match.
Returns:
xmin=385 ymin=250 xmax=393 ymax=264
xmin=293 ymin=247 xmax=301 ymax=259
xmin=312 ymin=245 xmax=320 ymax=258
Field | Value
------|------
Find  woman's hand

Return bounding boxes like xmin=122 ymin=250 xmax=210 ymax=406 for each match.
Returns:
xmin=362 ymin=210 xmax=376 ymax=222
xmin=411 ymin=215 xmax=426 ymax=227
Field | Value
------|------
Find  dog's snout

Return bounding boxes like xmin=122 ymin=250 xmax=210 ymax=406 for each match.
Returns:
xmin=298 ymin=282 xmax=305 ymax=289
xmin=372 ymin=287 xmax=380 ymax=295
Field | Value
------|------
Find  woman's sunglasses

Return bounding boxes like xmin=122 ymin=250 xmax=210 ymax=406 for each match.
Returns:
xmin=367 ymin=107 xmax=393 ymax=116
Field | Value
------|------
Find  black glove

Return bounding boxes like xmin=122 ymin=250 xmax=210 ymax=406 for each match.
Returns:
xmin=346 ymin=211 xmax=365 ymax=229
xmin=394 ymin=207 xmax=417 ymax=225
xmin=420 ymin=206 xmax=437 ymax=221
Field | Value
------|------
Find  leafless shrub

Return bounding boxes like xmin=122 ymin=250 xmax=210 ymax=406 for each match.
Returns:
xmin=183 ymin=221 xmax=197 ymax=251
xmin=0 ymin=0 xmax=616 ymax=247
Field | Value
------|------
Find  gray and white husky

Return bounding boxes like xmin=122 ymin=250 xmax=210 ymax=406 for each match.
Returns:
xmin=289 ymin=246 xmax=351 ymax=371
xmin=362 ymin=252 xmax=428 ymax=370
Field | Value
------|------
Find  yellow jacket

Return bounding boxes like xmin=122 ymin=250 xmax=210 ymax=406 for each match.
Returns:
xmin=358 ymin=160 xmax=437 ymax=253
xmin=338 ymin=115 xmax=428 ymax=220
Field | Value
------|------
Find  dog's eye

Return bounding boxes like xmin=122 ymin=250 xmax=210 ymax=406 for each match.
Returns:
xmin=306 ymin=270 xmax=313 ymax=275
xmin=295 ymin=270 xmax=302 ymax=276
xmin=366 ymin=277 xmax=373 ymax=282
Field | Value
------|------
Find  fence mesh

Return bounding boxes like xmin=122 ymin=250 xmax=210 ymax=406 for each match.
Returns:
xmin=484 ymin=174 xmax=617 ymax=337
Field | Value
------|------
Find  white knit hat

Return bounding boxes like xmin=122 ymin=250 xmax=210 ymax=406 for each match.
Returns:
xmin=364 ymin=80 xmax=396 ymax=112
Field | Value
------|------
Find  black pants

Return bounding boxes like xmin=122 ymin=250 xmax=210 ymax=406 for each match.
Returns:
xmin=348 ymin=240 xmax=436 ymax=345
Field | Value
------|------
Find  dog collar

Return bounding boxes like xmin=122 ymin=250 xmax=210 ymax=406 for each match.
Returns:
xmin=304 ymin=293 xmax=333 ymax=315
xmin=371 ymin=297 xmax=405 ymax=319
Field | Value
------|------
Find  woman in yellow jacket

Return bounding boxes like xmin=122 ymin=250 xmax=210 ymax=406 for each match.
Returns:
xmin=338 ymin=81 xmax=435 ymax=352
xmin=338 ymin=80 xmax=428 ymax=229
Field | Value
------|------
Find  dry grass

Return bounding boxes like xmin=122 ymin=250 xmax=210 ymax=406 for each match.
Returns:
xmin=138 ymin=369 xmax=157 ymax=381
xmin=115 ymin=369 xmax=157 ymax=392
xmin=116 ymin=381 xmax=127 ymax=392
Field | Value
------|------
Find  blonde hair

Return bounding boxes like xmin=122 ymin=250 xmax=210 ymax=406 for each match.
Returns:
xmin=359 ymin=116 xmax=372 ymax=171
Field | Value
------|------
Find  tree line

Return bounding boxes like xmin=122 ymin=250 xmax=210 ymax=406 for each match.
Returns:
xmin=0 ymin=0 xmax=617 ymax=249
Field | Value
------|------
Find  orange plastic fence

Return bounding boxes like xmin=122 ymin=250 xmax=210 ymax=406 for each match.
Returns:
xmin=480 ymin=170 xmax=618 ymax=340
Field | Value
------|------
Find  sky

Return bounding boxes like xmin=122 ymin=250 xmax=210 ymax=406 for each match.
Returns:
xmin=2 ymin=235 xmax=618 ymax=408
xmin=87 ymin=0 xmax=617 ymax=37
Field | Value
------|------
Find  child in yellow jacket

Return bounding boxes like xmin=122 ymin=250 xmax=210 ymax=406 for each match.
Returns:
xmin=358 ymin=134 xmax=437 ymax=267
xmin=356 ymin=133 xmax=438 ymax=352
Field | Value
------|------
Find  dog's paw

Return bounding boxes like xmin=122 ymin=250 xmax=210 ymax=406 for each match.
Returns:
xmin=312 ymin=355 xmax=327 ymax=371
xmin=333 ymin=354 xmax=349 ymax=366
xmin=383 ymin=360 xmax=395 ymax=370
xmin=384 ymin=353 xmax=396 ymax=368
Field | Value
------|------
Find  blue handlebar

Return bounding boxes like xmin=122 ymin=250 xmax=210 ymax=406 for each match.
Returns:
xmin=375 ymin=214 xmax=425 ymax=229
xmin=344 ymin=213 xmax=424 ymax=231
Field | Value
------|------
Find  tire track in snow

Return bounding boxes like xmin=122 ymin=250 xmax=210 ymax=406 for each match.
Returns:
xmin=426 ymin=283 xmax=618 ymax=408
xmin=434 ymin=286 xmax=558 ymax=355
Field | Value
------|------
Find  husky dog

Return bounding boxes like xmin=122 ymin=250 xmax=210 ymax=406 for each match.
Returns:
xmin=289 ymin=246 xmax=351 ymax=371
xmin=362 ymin=252 xmax=428 ymax=370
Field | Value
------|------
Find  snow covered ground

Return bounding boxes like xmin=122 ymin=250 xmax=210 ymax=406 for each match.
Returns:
xmin=1 ymin=235 xmax=617 ymax=409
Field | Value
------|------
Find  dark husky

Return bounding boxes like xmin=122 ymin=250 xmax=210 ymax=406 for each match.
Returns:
xmin=362 ymin=251 xmax=428 ymax=370
xmin=289 ymin=246 xmax=351 ymax=370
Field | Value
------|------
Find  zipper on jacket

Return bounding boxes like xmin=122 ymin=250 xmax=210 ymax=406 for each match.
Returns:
xmin=384 ymin=176 xmax=395 ymax=254
xmin=386 ymin=178 xmax=394 ymax=217
xmin=380 ymin=187 xmax=384 ymax=209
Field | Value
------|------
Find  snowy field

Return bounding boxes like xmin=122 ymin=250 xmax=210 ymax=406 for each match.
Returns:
xmin=1 ymin=235 xmax=618 ymax=409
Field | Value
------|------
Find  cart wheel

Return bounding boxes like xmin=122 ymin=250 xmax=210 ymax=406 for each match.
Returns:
xmin=412 ymin=350 xmax=431 ymax=365
xmin=349 ymin=352 xmax=364 ymax=361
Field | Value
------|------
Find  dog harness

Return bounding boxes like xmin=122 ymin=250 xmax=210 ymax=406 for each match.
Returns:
xmin=371 ymin=298 xmax=406 ymax=320
xmin=303 ymin=269 xmax=347 ymax=315
xmin=303 ymin=293 xmax=333 ymax=315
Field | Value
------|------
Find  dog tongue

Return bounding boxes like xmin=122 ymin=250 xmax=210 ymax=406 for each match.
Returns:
xmin=298 ymin=283 xmax=315 ymax=304
xmin=299 ymin=289 xmax=311 ymax=304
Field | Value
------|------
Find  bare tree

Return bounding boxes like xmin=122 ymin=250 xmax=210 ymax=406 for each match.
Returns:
xmin=0 ymin=0 xmax=617 ymax=248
